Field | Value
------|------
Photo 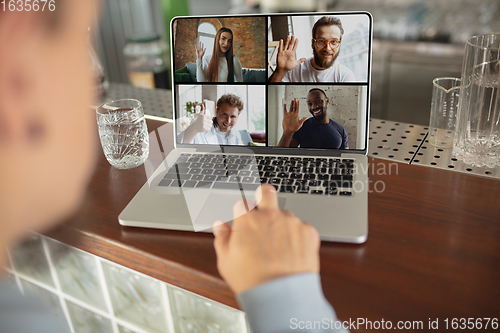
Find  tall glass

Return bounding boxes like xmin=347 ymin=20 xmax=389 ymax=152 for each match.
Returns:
xmin=429 ymin=77 xmax=461 ymax=148
xmin=453 ymin=34 xmax=500 ymax=168
xmin=96 ymin=99 xmax=149 ymax=169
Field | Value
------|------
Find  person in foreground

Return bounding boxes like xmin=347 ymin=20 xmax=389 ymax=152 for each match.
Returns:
xmin=0 ymin=2 xmax=344 ymax=332
xmin=268 ymin=16 xmax=355 ymax=83
xmin=213 ymin=184 xmax=348 ymax=333
xmin=0 ymin=0 xmax=98 ymax=331
xmin=178 ymin=93 xmax=252 ymax=145
xmin=278 ymin=88 xmax=349 ymax=149
xmin=196 ymin=27 xmax=243 ymax=82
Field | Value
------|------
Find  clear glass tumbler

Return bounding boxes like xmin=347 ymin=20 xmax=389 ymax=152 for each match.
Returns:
xmin=429 ymin=77 xmax=461 ymax=148
xmin=96 ymin=99 xmax=149 ymax=169
xmin=453 ymin=34 xmax=500 ymax=168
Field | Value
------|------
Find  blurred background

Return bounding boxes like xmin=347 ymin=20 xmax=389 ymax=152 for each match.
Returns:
xmin=93 ymin=0 xmax=500 ymax=125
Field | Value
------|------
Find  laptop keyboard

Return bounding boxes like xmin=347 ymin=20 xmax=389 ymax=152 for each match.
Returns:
xmin=158 ymin=153 xmax=355 ymax=196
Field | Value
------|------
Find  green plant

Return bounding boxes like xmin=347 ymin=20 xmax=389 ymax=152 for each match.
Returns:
xmin=184 ymin=101 xmax=200 ymax=118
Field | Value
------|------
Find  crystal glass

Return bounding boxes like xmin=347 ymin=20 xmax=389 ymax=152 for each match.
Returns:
xmin=96 ymin=99 xmax=149 ymax=169
xmin=429 ymin=77 xmax=461 ymax=148
xmin=453 ymin=34 xmax=500 ymax=167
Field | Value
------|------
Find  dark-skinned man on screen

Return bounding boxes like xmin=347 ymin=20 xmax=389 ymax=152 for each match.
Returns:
xmin=278 ymin=88 xmax=349 ymax=149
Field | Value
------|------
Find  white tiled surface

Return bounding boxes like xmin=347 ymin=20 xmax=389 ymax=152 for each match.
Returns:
xmin=103 ymin=263 xmax=168 ymax=333
xmin=10 ymin=234 xmax=55 ymax=287
xmin=169 ymin=287 xmax=244 ymax=333
xmin=66 ymin=300 xmax=113 ymax=333
xmin=47 ymin=238 xmax=108 ymax=312
xmin=7 ymin=235 xmax=248 ymax=333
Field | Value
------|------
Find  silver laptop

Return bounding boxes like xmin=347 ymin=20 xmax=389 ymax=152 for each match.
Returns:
xmin=119 ymin=12 xmax=372 ymax=243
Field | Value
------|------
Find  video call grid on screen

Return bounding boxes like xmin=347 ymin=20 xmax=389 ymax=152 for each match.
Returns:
xmin=171 ymin=12 xmax=372 ymax=152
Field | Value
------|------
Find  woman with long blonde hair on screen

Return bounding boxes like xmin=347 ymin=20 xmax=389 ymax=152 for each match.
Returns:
xmin=195 ymin=27 xmax=243 ymax=82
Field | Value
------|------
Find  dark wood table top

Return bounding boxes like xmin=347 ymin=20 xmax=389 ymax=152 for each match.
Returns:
xmin=45 ymin=119 xmax=500 ymax=330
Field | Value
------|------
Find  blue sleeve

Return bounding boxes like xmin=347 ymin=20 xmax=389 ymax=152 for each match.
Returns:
xmin=237 ymin=273 xmax=349 ymax=333
xmin=342 ymin=128 xmax=348 ymax=149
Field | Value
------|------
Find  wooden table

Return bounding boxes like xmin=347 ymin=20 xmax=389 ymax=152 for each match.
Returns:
xmin=44 ymin=119 xmax=500 ymax=331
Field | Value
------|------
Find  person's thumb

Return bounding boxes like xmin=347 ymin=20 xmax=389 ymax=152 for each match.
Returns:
xmin=213 ymin=221 xmax=231 ymax=256
xmin=298 ymin=57 xmax=307 ymax=64
xmin=299 ymin=117 xmax=308 ymax=126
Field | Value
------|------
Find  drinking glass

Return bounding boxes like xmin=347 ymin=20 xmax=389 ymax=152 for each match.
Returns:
xmin=96 ymin=99 xmax=149 ymax=169
xmin=453 ymin=34 xmax=500 ymax=168
xmin=429 ymin=77 xmax=461 ymax=148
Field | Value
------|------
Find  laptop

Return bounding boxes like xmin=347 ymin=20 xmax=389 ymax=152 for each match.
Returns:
xmin=119 ymin=11 xmax=372 ymax=243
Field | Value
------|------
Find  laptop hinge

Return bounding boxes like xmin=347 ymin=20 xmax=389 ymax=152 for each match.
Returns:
xmin=192 ymin=145 xmax=345 ymax=157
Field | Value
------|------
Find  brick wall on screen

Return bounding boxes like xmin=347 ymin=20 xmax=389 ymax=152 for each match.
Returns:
xmin=174 ymin=19 xmax=199 ymax=71
xmin=219 ymin=17 xmax=266 ymax=69
xmin=174 ymin=17 xmax=266 ymax=70
xmin=284 ymin=86 xmax=360 ymax=148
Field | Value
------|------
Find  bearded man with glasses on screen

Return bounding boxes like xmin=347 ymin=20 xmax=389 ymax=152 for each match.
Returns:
xmin=269 ymin=16 xmax=356 ymax=83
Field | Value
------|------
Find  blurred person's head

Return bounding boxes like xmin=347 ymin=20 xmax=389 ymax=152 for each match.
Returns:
xmin=214 ymin=94 xmax=244 ymax=133
xmin=0 ymin=0 xmax=98 ymax=248
xmin=311 ymin=16 xmax=344 ymax=69
xmin=207 ymin=27 xmax=234 ymax=82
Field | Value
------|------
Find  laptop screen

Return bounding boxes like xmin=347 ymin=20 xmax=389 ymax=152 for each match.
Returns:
xmin=172 ymin=12 xmax=372 ymax=153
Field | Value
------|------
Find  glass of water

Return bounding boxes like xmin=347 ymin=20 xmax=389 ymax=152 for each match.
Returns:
xmin=454 ymin=34 xmax=500 ymax=168
xmin=96 ymin=99 xmax=149 ymax=169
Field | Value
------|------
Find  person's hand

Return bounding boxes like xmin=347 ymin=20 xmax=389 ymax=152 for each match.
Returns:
xmin=282 ymin=98 xmax=308 ymax=135
xmin=213 ymin=184 xmax=320 ymax=294
xmin=276 ymin=36 xmax=307 ymax=73
xmin=195 ymin=41 xmax=206 ymax=60
xmin=190 ymin=104 xmax=212 ymax=133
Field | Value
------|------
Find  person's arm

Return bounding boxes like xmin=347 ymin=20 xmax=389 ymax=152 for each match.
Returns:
xmin=268 ymin=66 xmax=288 ymax=83
xmin=233 ymin=56 xmax=243 ymax=82
xmin=278 ymin=132 xmax=300 ymax=148
xmin=177 ymin=104 xmax=212 ymax=143
xmin=277 ymin=99 xmax=307 ymax=147
xmin=277 ymin=131 xmax=293 ymax=147
xmin=213 ymin=185 xmax=348 ymax=332
xmin=268 ymin=36 xmax=306 ymax=82
xmin=238 ymin=273 xmax=348 ymax=333
xmin=195 ymin=42 xmax=208 ymax=82
xmin=341 ymin=127 xmax=349 ymax=149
